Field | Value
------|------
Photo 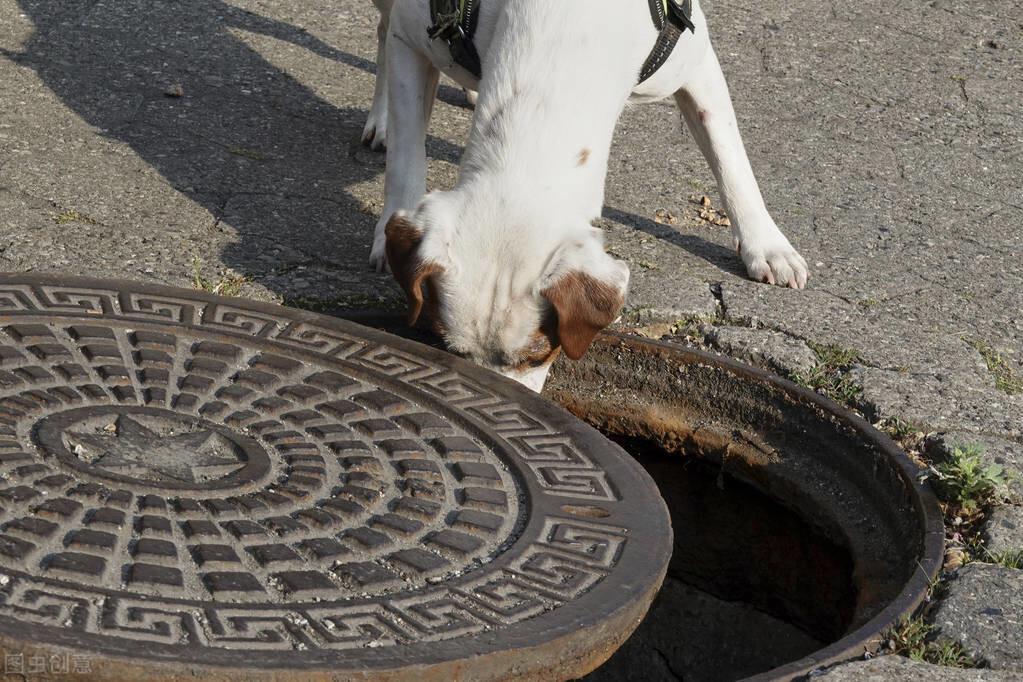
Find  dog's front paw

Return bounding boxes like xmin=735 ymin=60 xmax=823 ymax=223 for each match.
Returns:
xmin=362 ymin=112 xmax=387 ymax=151
xmin=736 ymin=233 xmax=809 ymax=289
xmin=369 ymin=222 xmax=390 ymax=273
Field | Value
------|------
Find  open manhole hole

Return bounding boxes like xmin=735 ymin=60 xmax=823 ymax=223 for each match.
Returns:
xmin=0 ymin=275 xmax=672 ymax=680
xmin=544 ymin=333 xmax=945 ymax=681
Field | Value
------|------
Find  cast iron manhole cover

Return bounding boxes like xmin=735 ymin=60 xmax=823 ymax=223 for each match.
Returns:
xmin=0 ymin=274 xmax=670 ymax=679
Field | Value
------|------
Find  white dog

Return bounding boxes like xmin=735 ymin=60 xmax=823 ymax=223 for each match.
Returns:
xmin=365 ymin=0 xmax=808 ymax=391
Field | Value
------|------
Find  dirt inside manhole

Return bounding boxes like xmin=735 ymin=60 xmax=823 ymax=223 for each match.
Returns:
xmin=581 ymin=434 xmax=856 ymax=682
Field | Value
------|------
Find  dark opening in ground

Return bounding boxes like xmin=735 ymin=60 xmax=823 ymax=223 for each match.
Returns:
xmin=583 ymin=435 xmax=857 ymax=682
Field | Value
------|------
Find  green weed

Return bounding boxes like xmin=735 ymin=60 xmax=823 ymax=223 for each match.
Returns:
xmin=790 ymin=341 xmax=862 ymax=406
xmin=932 ymin=445 xmax=1015 ymax=515
xmin=191 ymin=257 xmax=247 ymax=297
xmin=965 ymin=338 xmax=1023 ymax=395
xmin=884 ymin=617 xmax=975 ymax=668
xmin=983 ymin=549 xmax=1023 ymax=569
xmin=53 ymin=209 xmax=98 ymax=226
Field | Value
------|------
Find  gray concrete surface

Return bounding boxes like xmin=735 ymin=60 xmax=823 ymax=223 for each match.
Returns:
xmin=1 ymin=0 xmax=1021 ymax=677
xmin=931 ymin=564 xmax=1023 ymax=672
xmin=701 ymin=325 xmax=819 ymax=375
xmin=983 ymin=505 xmax=1023 ymax=555
xmin=814 ymin=655 xmax=1019 ymax=681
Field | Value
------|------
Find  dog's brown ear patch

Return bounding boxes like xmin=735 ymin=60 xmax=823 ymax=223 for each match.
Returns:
xmin=541 ymin=271 xmax=624 ymax=360
xmin=385 ymin=214 xmax=443 ymax=326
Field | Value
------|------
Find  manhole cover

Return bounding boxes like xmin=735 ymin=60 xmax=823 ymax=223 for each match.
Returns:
xmin=0 ymin=275 xmax=670 ymax=680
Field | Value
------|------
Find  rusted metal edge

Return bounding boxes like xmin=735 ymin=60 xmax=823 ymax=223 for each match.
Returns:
xmin=592 ymin=332 xmax=944 ymax=681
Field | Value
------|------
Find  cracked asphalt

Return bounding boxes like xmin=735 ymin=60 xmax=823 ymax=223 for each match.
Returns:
xmin=0 ymin=0 xmax=1021 ymax=678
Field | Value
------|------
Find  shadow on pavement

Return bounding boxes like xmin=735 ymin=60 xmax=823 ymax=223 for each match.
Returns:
xmin=602 ymin=207 xmax=748 ymax=279
xmin=11 ymin=0 xmax=745 ymax=303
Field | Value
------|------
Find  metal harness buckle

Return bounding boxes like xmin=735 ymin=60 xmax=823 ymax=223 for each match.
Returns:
xmin=667 ymin=0 xmax=696 ymax=32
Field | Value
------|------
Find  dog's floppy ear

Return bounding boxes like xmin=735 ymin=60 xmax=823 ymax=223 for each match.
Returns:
xmin=385 ymin=213 xmax=443 ymax=326
xmin=540 ymin=236 xmax=629 ymax=360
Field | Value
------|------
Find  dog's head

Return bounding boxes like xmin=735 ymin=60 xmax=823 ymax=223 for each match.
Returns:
xmin=385 ymin=193 xmax=629 ymax=392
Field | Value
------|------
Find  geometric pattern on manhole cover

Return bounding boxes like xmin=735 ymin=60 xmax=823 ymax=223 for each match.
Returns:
xmin=0 ymin=275 xmax=669 ymax=674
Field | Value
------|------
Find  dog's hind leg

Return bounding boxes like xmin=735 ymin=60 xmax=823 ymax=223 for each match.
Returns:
xmin=369 ymin=31 xmax=441 ymax=271
xmin=674 ymin=44 xmax=808 ymax=289
xmin=363 ymin=0 xmax=393 ymax=150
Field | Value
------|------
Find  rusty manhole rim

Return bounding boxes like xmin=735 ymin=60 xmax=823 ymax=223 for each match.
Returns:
xmin=0 ymin=273 xmax=672 ymax=681
xmin=585 ymin=332 xmax=946 ymax=680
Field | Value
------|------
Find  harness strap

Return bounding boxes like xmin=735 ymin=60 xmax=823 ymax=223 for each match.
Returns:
xmin=428 ymin=0 xmax=482 ymax=79
xmin=428 ymin=0 xmax=693 ymax=85
xmin=639 ymin=0 xmax=695 ymax=83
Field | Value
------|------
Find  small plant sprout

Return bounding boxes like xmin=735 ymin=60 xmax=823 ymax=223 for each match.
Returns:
xmin=790 ymin=341 xmax=862 ymax=406
xmin=930 ymin=445 xmax=1015 ymax=515
xmin=883 ymin=616 xmax=975 ymax=668
xmin=191 ymin=257 xmax=247 ymax=297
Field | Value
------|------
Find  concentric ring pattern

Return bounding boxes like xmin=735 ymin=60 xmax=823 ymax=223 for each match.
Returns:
xmin=0 ymin=276 xmax=669 ymax=675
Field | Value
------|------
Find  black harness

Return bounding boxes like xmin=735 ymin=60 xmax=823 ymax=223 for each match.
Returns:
xmin=641 ymin=0 xmax=696 ymax=83
xmin=428 ymin=0 xmax=695 ymax=83
xmin=428 ymin=0 xmax=483 ymax=79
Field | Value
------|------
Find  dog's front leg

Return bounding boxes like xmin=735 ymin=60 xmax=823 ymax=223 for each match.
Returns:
xmin=369 ymin=35 xmax=440 ymax=271
xmin=362 ymin=0 xmax=393 ymax=150
xmin=674 ymin=45 xmax=808 ymax=288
